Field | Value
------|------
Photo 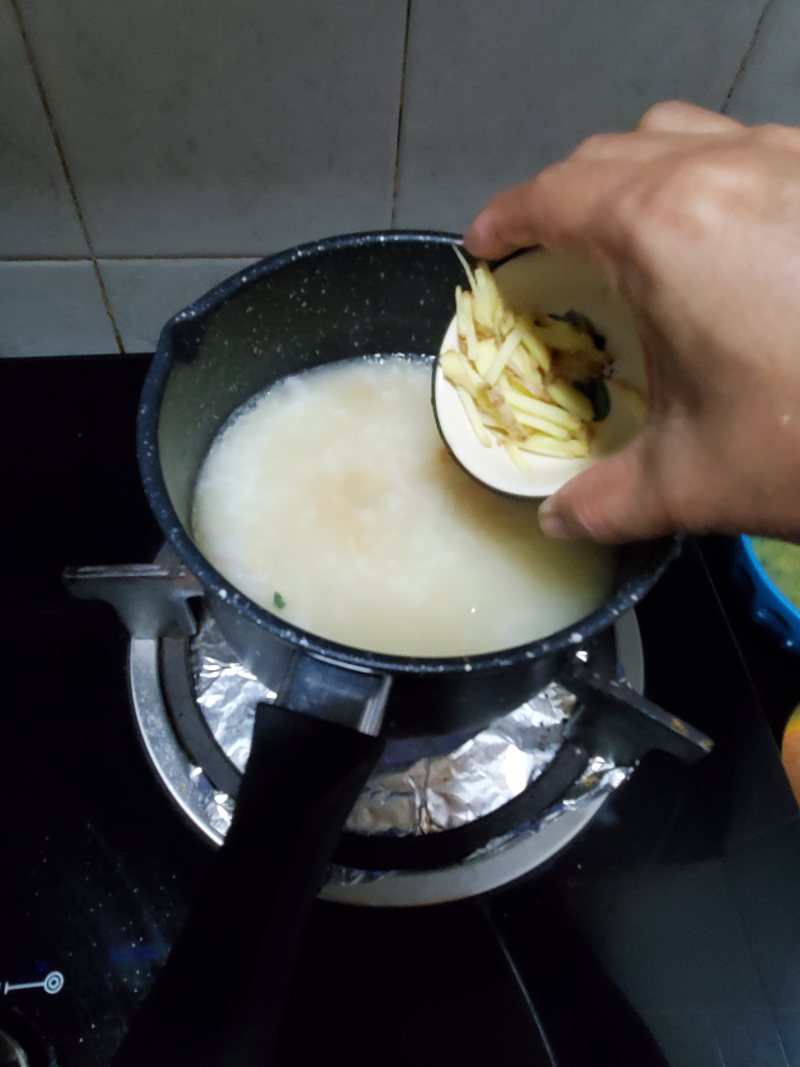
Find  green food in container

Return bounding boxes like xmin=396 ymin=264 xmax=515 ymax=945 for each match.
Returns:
xmin=750 ymin=536 xmax=800 ymax=611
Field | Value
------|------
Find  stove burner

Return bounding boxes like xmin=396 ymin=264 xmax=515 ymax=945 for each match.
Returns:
xmin=67 ymin=547 xmax=667 ymax=906
xmin=0 ymin=1030 xmax=30 ymax=1067
xmin=128 ymin=600 xmax=645 ymax=906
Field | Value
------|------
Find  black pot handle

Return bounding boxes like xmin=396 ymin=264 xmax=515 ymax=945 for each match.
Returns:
xmin=560 ymin=662 xmax=714 ymax=766
xmin=114 ymin=697 xmax=386 ymax=1067
xmin=335 ymin=663 xmax=713 ymax=874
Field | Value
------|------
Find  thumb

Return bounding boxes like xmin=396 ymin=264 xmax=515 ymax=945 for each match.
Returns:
xmin=537 ymin=435 xmax=670 ymax=544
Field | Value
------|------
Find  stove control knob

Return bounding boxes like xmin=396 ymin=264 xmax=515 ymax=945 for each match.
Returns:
xmin=0 ymin=1031 xmax=29 ymax=1067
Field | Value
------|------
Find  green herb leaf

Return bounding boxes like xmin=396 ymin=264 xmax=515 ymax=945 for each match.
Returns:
xmin=550 ymin=309 xmax=606 ymax=352
xmin=574 ymin=378 xmax=611 ymax=422
xmin=273 ymin=591 xmax=286 ymax=610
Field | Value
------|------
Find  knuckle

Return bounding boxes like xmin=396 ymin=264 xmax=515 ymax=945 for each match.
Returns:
xmin=613 ymin=149 xmax=751 ymax=260
xmin=753 ymin=122 xmax=800 ymax=150
xmin=638 ymin=99 xmax=686 ymax=129
xmin=525 ymin=162 xmax=566 ymax=209
xmin=560 ymin=480 xmax=632 ymax=544
xmin=568 ymin=500 xmax=623 ymax=543
xmin=570 ymin=132 xmax=615 ymax=161
xmin=563 ymin=439 xmax=676 ymax=544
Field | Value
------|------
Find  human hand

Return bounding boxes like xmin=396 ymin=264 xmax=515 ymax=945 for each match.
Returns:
xmin=465 ymin=101 xmax=800 ymax=544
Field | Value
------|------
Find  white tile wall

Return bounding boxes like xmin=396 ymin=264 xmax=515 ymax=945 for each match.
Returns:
xmin=100 ymin=258 xmax=258 ymax=352
xmin=0 ymin=261 xmax=117 ymax=356
xmin=394 ymin=0 xmax=766 ymax=232
xmin=0 ymin=0 xmax=87 ymax=255
xmin=725 ymin=0 xmax=800 ymax=125
xmin=1 ymin=0 xmax=795 ymax=357
xmin=15 ymin=0 xmax=407 ymax=257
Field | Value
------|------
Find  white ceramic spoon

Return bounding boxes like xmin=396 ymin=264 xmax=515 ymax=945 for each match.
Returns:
xmin=433 ymin=249 xmax=647 ymax=499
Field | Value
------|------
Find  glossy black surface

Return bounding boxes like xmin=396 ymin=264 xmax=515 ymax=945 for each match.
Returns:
xmin=115 ymin=705 xmax=385 ymax=1067
xmin=2 ymin=355 xmax=799 ymax=1067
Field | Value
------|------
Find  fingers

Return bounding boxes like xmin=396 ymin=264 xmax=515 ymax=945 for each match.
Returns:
xmin=465 ymin=101 xmax=744 ymax=261
xmin=463 ymin=177 xmax=554 ymax=260
xmin=464 ymin=158 xmax=626 ymax=261
xmin=637 ymin=100 xmax=742 ymax=135
xmin=537 ymin=435 xmax=672 ymax=544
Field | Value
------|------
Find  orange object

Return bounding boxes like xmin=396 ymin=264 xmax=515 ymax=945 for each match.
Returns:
xmin=783 ymin=705 xmax=800 ymax=805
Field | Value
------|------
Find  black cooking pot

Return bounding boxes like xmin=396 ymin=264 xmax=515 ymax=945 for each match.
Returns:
xmin=138 ymin=231 xmax=676 ymax=735
xmin=119 ymin=232 xmax=687 ymax=1067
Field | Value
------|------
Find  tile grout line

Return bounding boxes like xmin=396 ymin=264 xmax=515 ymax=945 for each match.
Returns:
xmin=8 ymin=0 xmax=125 ymax=353
xmin=390 ymin=0 xmax=413 ymax=228
xmin=721 ymin=0 xmax=776 ymax=113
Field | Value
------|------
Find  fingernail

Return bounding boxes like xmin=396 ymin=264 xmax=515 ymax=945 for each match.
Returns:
xmin=538 ymin=497 xmax=580 ymax=540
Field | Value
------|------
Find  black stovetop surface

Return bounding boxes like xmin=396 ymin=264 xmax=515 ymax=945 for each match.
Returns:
xmin=1 ymin=355 xmax=799 ymax=1067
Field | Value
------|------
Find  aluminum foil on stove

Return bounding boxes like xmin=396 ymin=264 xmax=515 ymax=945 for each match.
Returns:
xmin=190 ymin=613 xmax=631 ymax=877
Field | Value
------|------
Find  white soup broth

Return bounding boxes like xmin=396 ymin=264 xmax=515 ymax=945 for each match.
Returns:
xmin=192 ymin=358 xmax=613 ymax=656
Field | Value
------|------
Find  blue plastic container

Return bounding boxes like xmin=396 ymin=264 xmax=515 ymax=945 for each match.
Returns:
xmin=732 ymin=535 xmax=800 ymax=651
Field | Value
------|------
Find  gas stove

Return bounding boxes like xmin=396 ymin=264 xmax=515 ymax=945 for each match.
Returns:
xmin=66 ymin=556 xmax=646 ymax=908
xmin=2 ymin=355 xmax=799 ymax=1067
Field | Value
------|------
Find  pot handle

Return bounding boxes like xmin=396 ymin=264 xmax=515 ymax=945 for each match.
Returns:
xmin=560 ymin=662 xmax=714 ymax=765
xmin=114 ymin=686 xmax=386 ymax=1067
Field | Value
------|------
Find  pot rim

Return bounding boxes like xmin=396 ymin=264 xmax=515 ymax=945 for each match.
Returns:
xmin=138 ymin=228 xmax=680 ymax=676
